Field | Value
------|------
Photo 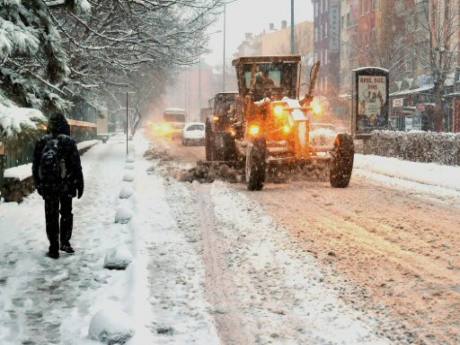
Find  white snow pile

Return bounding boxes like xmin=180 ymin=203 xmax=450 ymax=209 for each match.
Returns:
xmin=114 ymin=205 xmax=133 ymax=224
xmin=88 ymin=307 xmax=134 ymax=344
xmin=77 ymin=140 xmax=99 ymax=151
xmin=104 ymin=246 xmax=133 ymax=270
xmin=119 ymin=185 xmax=134 ymax=199
xmin=122 ymin=172 xmax=135 ymax=182
xmin=3 ymin=163 xmax=32 ymax=181
xmin=354 ymin=154 xmax=460 ymax=192
xmin=364 ymin=130 xmax=460 ymax=165
xmin=0 ymin=103 xmax=46 ymax=138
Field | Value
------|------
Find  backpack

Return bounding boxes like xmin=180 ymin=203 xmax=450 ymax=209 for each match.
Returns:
xmin=38 ymin=136 xmax=66 ymax=192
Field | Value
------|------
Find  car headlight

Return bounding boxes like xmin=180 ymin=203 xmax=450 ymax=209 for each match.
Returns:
xmin=248 ymin=124 xmax=261 ymax=137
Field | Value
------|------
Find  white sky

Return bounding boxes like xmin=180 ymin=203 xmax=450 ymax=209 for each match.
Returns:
xmin=203 ymin=0 xmax=314 ymax=66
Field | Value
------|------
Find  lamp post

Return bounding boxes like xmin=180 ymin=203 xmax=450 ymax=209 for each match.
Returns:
xmin=291 ymin=0 xmax=295 ymax=54
xmin=222 ymin=3 xmax=227 ymax=92
xmin=125 ymin=91 xmax=136 ymax=156
xmin=198 ymin=57 xmax=202 ymax=117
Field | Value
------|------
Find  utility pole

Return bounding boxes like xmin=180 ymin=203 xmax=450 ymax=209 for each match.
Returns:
xmin=198 ymin=58 xmax=202 ymax=118
xmin=126 ymin=92 xmax=129 ymax=155
xmin=222 ymin=3 xmax=227 ymax=92
xmin=290 ymin=0 xmax=295 ymax=54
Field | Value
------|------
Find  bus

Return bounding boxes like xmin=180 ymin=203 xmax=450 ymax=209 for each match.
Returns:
xmin=152 ymin=108 xmax=187 ymax=139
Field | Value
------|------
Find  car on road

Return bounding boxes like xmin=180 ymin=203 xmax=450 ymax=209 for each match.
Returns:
xmin=182 ymin=122 xmax=206 ymax=146
xmin=310 ymin=123 xmax=337 ymax=147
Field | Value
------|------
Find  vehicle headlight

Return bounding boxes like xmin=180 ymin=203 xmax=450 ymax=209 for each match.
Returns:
xmin=282 ymin=124 xmax=291 ymax=134
xmin=273 ymin=105 xmax=285 ymax=118
xmin=248 ymin=124 xmax=261 ymax=137
xmin=311 ymin=99 xmax=322 ymax=116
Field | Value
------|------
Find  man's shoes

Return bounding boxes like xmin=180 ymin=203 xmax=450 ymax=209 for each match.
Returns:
xmin=60 ymin=243 xmax=75 ymax=254
xmin=47 ymin=250 xmax=60 ymax=259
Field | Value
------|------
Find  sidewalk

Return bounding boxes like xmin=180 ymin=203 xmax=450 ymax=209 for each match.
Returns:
xmin=0 ymin=133 xmax=218 ymax=345
xmin=0 ymin=135 xmax=132 ymax=344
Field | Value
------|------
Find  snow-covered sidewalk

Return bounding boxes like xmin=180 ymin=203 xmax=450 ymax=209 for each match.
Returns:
xmin=0 ymin=135 xmax=130 ymax=344
xmin=354 ymin=154 xmax=460 ymax=204
xmin=0 ymin=133 xmax=219 ymax=345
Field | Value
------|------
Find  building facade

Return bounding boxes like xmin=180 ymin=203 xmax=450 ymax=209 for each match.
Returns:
xmin=312 ymin=0 xmax=341 ymax=97
xmin=336 ymin=0 xmax=460 ymax=131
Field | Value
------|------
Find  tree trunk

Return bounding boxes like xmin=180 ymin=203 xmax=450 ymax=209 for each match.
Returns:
xmin=433 ymin=85 xmax=444 ymax=132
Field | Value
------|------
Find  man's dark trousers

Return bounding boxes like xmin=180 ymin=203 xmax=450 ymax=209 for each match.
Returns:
xmin=44 ymin=194 xmax=73 ymax=251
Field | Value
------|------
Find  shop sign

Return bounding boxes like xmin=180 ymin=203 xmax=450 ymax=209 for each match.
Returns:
xmin=392 ymin=98 xmax=404 ymax=108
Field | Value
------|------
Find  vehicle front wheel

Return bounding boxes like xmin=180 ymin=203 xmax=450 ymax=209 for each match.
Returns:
xmin=245 ymin=138 xmax=266 ymax=191
xmin=330 ymin=133 xmax=354 ymax=188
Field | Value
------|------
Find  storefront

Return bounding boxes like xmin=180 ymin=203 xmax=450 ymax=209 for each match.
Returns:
xmin=390 ymin=85 xmax=435 ymax=131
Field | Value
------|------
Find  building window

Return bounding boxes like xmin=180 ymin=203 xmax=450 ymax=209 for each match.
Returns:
xmin=325 ymin=49 xmax=328 ymax=65
xmin=325 ymin=20 xmax=328 ymax=38
xmin=372 ymin=0 xmax=379 ymax=10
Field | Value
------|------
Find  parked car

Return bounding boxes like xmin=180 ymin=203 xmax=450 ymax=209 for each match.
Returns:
xmin=182 ymin=122 xmax=205 ymax=146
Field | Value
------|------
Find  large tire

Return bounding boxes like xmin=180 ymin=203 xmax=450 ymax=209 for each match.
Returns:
xmin=222 ymin=133 xmax=237 ymax=161
xmin=330 ymin=133 xmax=354 ymax=188
xmin=245 ymin=138 xmax=266 ymax=191
xmin=205 ymin=120 xmax=215 ymax=161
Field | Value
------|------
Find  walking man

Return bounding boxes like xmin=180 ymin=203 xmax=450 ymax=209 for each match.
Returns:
xmin=32 ymin=113 xmax=84 ymax=259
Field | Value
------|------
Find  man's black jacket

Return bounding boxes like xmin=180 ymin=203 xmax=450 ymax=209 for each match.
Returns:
xmin=32 ymin=134 xmax=84 ymax=198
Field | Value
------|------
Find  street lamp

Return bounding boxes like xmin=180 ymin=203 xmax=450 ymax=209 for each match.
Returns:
xmin=222 ymin=3 xmax=227 ymax=92
xmin=291 ymin=0 xmax=296 ymax=54
xmin=125 ymin=91 xmax=136 ymax=155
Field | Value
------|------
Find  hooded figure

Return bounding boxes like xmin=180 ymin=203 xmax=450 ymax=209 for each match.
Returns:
xmin=32 ymin=113 xmax=84 ymax=259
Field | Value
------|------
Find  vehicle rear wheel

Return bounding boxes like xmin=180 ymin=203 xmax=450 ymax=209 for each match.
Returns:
xmin=330 ymin=133 xmax=354 ymax=188
xmin=205 ymin=120 xmax=215 ymax=161
xmin=246 ymin=138 xmax=266 ymax=191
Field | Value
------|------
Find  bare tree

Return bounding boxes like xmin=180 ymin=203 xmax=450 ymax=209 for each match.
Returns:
xmin=418 ymin=0 xmax=459 ymax=131
xmin=349 ymin=0 xmax=408 ymax=80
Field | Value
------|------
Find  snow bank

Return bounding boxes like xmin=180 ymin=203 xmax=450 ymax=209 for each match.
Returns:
xmin=0 ymin=103 xmax=46 ymax=138
xmin=122 ymin=172 xmax=135 ymax=182
xmin=3 ymin=163 xmax=32 ymax=181
xmin=119 ymin=185 xmax=134 ymax=199
xmin=88 ymin=307 xmax=134 ymax=344
xmin=114 ymin=205 xmax=133 ymax=224
xmin=364 ymin=130 xmax=460 ymax=166
xmin=354 ymin=154 xmax=460 ymax=191
xmin=104 ymin=246 xmax=133 ymax=270
xmin=77 ymin=140 xmax=99 ymax=151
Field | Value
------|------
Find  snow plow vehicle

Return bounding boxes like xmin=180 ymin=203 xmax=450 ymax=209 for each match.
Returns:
xmin=205 ymin=92 xmax=238 ymax=161
xmin=205 ymin=55 xmax=355 ymax=191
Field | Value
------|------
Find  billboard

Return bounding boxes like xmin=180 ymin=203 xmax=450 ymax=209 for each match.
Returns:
xmin=352 ymin=67 xmax=389 ymax=137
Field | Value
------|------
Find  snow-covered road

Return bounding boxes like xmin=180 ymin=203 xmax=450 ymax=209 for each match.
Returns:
xmin=152 ymin=137 xmax=460 ymax=345
xmin=2 ymin=133 xmax=459 ymax=345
